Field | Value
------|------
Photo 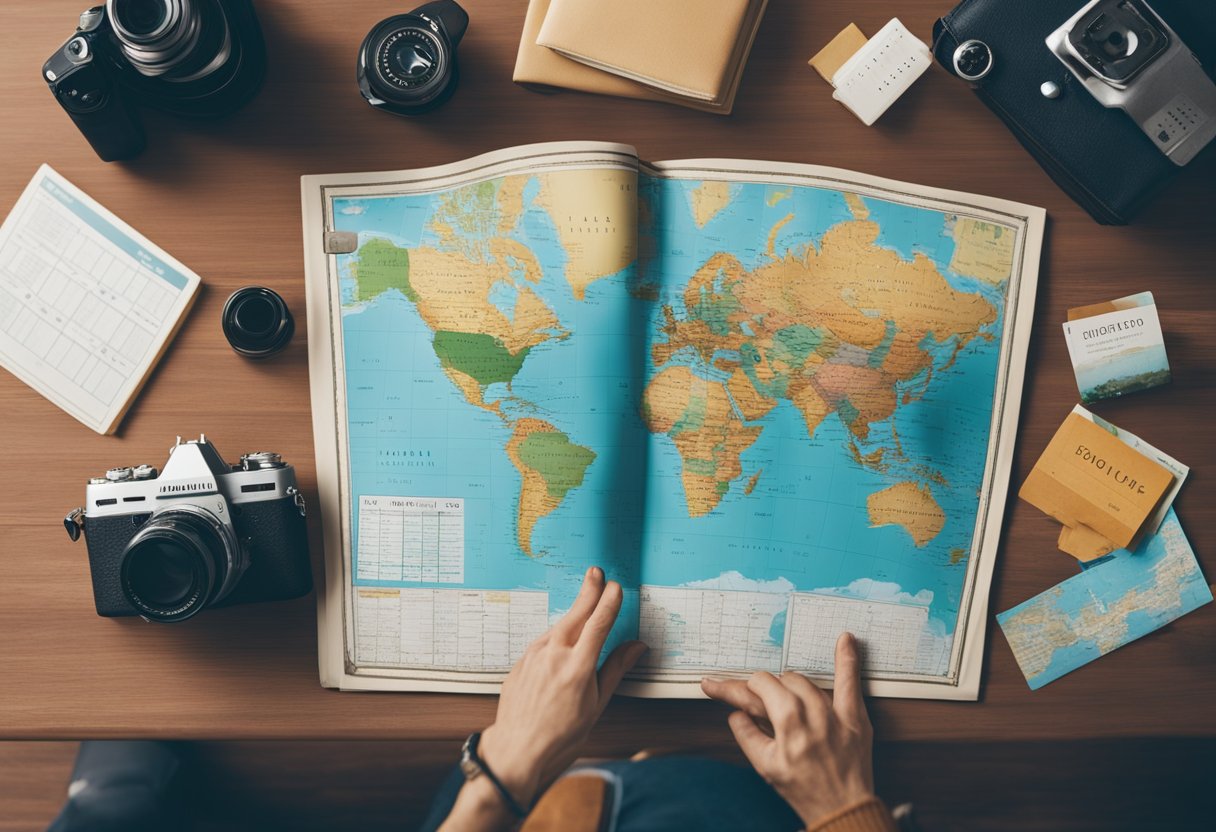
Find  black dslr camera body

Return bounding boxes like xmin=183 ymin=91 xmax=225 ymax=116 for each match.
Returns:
xmin=42 ymin=0 xmax=267 ymax=162
xmin=64 ymin=436 xmax=312 ymax=623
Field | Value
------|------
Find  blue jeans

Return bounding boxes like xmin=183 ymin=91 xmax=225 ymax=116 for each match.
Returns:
xmin=47 ymin=741 xmax=190 ymax=832
xmin=419 ymin=756 xmax=803 ymax=832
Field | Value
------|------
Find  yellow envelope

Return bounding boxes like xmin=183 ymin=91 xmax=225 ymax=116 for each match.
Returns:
xmin=1019 ymin=412 xmax=1174 ymax=549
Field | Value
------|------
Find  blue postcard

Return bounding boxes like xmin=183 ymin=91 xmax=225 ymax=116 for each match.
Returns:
xmin=998 ymin=509 xmax=1211 ymax=690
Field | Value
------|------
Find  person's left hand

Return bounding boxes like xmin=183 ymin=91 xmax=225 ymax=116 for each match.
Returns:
xmin=478 ymin=566 xmax=647 ymax=806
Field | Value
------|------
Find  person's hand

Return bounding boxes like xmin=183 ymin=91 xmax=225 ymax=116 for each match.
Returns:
xmin=479 ymin=566 xmax=647 ymax=806
xmin=701 ymin=632 xmax=875 ymax=828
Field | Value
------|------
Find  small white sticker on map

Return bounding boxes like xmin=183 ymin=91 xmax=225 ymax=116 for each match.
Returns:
xmin=357 ymin=496 xmax=464 ymax=583
xmin=783 ymin=593 xmax=930 ymax=675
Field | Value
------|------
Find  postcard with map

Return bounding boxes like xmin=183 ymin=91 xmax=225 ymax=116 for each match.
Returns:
xmin=998 ymin=509 xmax=1211 ymax=690
xmin=301 ymin=142 xmax=1045 ymax=700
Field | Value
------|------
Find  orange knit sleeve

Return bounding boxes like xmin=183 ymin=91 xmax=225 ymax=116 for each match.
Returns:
xmin=804 ymin=796 xmax=898 ymax=832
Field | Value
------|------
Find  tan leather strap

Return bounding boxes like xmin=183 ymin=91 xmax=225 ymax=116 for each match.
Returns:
xmin=520 ymin=774 xmax=612 ymax=832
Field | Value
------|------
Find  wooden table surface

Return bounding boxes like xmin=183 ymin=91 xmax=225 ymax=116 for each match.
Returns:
xmin=1 ymin=0 xmax=1213 ymax=745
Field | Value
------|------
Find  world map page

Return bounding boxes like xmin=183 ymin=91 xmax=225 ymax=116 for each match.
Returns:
xmin=303 ymin=143 xmax=1044 ymax=699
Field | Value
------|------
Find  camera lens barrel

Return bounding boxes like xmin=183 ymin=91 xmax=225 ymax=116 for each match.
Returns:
xmin=120 ymin=507 xmax=244 ymax=622
xmin=222 ymin=286 xmax=294 ymax=359
xmin=107 ymin=0 xmax=218 ymax=78
xmin=358 ymin=1 xmax=469 ymax=116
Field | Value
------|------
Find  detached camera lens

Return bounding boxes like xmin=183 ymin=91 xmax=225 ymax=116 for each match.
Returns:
xmin=222 ymin=286 xmax=294 ymax=359
xmin=358 ymin=1 xmax=469 ymax=116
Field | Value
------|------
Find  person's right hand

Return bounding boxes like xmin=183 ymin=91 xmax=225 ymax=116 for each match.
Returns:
xmin=701 ymin=632 xmax=875 ymax=829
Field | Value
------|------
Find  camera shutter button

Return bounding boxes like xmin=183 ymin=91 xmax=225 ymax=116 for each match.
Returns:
xmin=106 ymin=467 xmax=134 ymax=482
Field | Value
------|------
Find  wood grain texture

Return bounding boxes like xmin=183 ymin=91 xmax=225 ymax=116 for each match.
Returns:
xmin=0 ymin=0 xmax=1212 ymax=743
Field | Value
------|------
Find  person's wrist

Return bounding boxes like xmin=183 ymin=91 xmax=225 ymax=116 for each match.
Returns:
xmin=442 ymin=777 xmax=518 ymax=832
xmin=478 ymin=725 xmax=542 ymax=807
xmin=791 ymin=789 xmax=877 ymax=829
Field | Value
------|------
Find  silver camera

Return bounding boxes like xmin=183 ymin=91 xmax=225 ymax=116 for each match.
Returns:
xmin=1047 ymin=0 xmax=1216 ymax=165
xmin=65 ymin=435 xmax=312 ymax=622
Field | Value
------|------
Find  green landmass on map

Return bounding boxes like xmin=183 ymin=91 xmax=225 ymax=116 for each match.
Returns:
xmin=352 ymin=238 xmax=414 ymax=302
xmin=432 ymin=330 xmax=531 ymax=387
xmin=516 ymin=431 xmax=596 ymax=499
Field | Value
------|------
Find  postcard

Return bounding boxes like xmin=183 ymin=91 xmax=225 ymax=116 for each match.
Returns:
xmin=1063 ymin=292 xmax=1170 ymax=403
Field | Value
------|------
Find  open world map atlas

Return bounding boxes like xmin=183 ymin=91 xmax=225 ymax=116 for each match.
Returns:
xmin=303 ymin=143 xmax=1043 ymax=699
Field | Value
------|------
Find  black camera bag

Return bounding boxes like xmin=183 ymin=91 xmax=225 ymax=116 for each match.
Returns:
xmin=932 ymin=0 xmax=1216 ymax=224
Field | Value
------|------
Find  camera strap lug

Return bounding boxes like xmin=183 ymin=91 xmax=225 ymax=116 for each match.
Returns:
xmin=288 ymin=486 xmax=307 ymax=518
xmin=63 ymin=507 xmax=85 ymax=542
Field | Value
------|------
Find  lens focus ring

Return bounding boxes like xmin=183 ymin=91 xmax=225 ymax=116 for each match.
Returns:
xmin=119 ymin=506 xmax=243 ymax=622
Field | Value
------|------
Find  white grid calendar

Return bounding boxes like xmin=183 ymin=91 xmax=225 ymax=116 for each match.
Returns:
xmin=0 ymin=165 xmax=200 ymax=433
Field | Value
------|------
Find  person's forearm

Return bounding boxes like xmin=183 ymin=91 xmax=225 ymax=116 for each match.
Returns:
xmin=437 ymin=778 xmax=518 ymax=832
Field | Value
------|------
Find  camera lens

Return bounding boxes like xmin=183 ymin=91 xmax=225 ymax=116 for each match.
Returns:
xmin=381 ymin=29 xmax=443 ymax=89
xmin=113 ymin=0 xmax=170 ymax=37
xmin=1071 ymin=1 xmax=1166 ymax=82
xmin=106 ymin=0 xmax=228 ymax=80
xmin=222 ymin=286 xmax=294 ymax=359
xmin=358 ymin=4 xmax=470 ymax=116
xmin=126 ymin=538 xmax=199 ymax=607
xmin=120 ymin=508 xmax=243 ymax=622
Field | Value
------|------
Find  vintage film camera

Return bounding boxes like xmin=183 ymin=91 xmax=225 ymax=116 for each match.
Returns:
xmin=42 ymin=0 xmax=267 ymax=161
xmin=64 ymin=436 xmax=312 ymax=622
xmin=1047 ymin=0 xmax=1216 ymax=165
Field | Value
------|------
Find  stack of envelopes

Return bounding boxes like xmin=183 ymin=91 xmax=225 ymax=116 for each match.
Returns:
xmin=514 ymin=0 xmax=768 ymax=114
xmin=1019 ymin=406 xmax=1188 ymax=561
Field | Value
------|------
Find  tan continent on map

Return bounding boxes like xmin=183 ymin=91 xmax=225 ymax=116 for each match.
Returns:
xmin=643 ymin=365 xmax=763 ymax=517
xmin=866 ymin=481 xmax=946 ymax=547
xmin=407 ymin=247 xmax=559 ymax=356
xmin=535 ymin=168 xmax=637 ymax=300
xmin=689 ymin=180 xmax=733 ymax=228
xmin=947 ymin=216 xmax=1016 ymax=285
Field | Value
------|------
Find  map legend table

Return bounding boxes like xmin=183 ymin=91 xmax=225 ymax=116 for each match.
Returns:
xmin=356 ymin=496 xmax=465 ymax=584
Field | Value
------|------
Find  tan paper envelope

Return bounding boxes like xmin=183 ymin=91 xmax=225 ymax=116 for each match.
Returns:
xmin=537 ymin=0 xmax=756 ymax=102
xmin=1019 ymin=412 xmax=1174 ymax=549
xmin=809 ymin=23 xmax=869 ymax=83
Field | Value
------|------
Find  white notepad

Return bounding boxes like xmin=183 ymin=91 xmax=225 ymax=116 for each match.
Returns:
xmin=0 ymin=165 xmax=200 ymax=434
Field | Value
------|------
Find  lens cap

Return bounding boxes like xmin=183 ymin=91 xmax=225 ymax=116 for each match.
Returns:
xmin=222 ymin=286 xmax=294 ymax=358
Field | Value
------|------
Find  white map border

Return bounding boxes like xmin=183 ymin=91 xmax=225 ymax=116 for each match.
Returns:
xmin=302 ymin=142 xmax=1045 ymax=700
